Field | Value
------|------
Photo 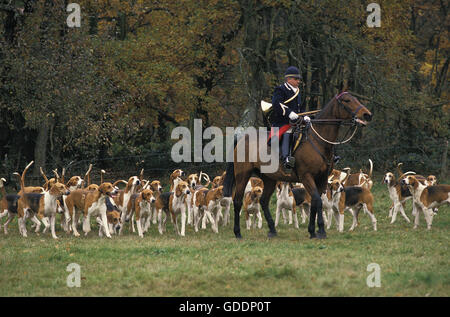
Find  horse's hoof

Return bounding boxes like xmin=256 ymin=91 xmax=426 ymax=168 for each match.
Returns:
xmin=268 ymin=231 xmax=277 ymax=238
xmin=309 ymin=232 xmax=317 ymax=239
xmin=235 ymin=234 xmax=242 ymax=240
xmin=316 ymin=231 xmax=327 ymax=239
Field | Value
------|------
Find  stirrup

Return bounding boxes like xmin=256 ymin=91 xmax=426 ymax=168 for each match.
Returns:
xmin=285 ymin=156 xmax=295 ymax=169
xmin=282 ymin=156 xmax=295 ymax=173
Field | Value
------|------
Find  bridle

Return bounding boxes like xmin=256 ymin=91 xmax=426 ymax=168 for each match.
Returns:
xmin=306 ymin=92 xmax=366 ymax=145
xmin=335 ymin=92 xmax=365 ymax=119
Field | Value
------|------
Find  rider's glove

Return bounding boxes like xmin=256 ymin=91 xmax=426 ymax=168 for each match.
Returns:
xmin=303 ymin=116 xmax=311 ymax=123
xmin=288 ymin=112 xmax=299 ymax=121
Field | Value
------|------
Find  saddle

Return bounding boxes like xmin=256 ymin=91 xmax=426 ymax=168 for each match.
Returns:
xmin=267 ymin=119 xmax=308 ymax=154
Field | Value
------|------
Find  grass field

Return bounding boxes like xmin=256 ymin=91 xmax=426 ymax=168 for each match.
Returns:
xmin=0 ymin=180 xmax=449 ymax=297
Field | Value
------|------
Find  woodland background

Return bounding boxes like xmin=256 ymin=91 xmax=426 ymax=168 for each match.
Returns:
xmin=0 ymin=0 xmax=448 ymax=185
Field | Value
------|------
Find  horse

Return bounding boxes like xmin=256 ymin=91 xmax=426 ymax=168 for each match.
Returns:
xmin=223 ymin=91 xmax=373 ymax=239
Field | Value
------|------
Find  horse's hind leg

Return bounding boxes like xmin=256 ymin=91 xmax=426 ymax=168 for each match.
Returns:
xmin=260 ymin=176 xmax=277 ymax=238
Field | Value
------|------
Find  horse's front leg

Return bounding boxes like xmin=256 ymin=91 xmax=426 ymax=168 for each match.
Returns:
xmin=233 ymin=194 xmax=244 ymax=239
xmin=302 ymin=174 xmax=326 ymax=239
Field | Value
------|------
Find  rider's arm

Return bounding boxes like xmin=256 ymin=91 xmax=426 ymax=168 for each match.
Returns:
xmin=271 ymin=87 xmax=293 ymax=119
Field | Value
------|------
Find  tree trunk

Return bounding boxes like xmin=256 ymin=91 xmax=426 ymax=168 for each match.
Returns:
xmin=441 ymin=140 xmax=448 ymax=179
xmin=33 ymin=118 xmax=49 ymax=178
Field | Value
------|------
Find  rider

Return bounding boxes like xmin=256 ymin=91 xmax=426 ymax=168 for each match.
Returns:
xmin=270 ymin=66 xmax=310 ymax=171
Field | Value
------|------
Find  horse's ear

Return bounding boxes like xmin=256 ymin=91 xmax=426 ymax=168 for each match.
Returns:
xmin=342 ymin=82 xmax=349 ymax=93
xmin=337 ymin=82 xmax=349 ymax=93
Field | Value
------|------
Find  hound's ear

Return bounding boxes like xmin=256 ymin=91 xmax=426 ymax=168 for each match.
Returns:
xmin=175 ymin=184 xmax=181 ymax=197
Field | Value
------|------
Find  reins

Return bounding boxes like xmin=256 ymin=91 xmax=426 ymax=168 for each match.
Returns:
xmin=309 ymin=122 xmax=358 ymax=145
xmin=302 ymin=92 xmax=361 ymax=145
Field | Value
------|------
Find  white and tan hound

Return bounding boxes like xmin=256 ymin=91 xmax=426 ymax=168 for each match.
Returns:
xmin=402 ymin=175 xmax=449 ymax=229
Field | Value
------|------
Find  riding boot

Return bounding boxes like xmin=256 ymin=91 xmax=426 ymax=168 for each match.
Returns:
xmin=281 ymin=133 xmax=295 ymax=171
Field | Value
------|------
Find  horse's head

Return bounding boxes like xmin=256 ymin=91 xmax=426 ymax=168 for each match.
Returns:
xmin=335 ymin=92 xmax=372 ymax=126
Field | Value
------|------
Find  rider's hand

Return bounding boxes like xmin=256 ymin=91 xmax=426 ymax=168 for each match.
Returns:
xmin=303 ymin=116 xmax=311 ymax=123
xmin=289 ymin=112 xmax=299 ymax=121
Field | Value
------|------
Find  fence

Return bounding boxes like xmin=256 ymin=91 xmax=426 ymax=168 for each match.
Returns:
xmin=1 ymin=137 xmax=448 ymax=191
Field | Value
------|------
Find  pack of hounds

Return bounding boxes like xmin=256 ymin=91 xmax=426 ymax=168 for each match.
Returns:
xmin=0 ymin=160 xmax=448 ymax=239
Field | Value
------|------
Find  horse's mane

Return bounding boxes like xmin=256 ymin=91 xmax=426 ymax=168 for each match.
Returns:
xmin=314 ymin=96 xmax=336 ymax=120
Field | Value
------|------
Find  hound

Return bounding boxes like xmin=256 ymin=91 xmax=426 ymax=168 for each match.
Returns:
xmin=402 ymin=175 xmax=449 ymax=229
xmin=213 ymin=171 xmax=233 ymax=226
xmin=11 ymin=162 xmax=44 ymax=236
xmin=382 ymin=171 xmax=412 ymax=223
xmin=211 ymin=172 xmax=225 ymax=189
xmin=243 ymin=186 xmax=263 ymax=230
xmin=328 ymin=167 xmax=351 ymax=183
xmin=395 ymin=163 xmax=428 ymax=217
xmin=244 ymin=177 xmax=264 ymax=194
xmin=240 ymin=177 xmax=264 ymax=218
xmin=275 ymin=182 xmax=299 ymax=228
xmin=145 ymin=180 xmax=163 ymax=224
xmin=14 ymin=170 xmax=69 ymax=239
xmin=425 ymin=175 xmax=439 ymax=215
xmin=323 ymin=184 xmax=335 ymax=230
xmin=201 ymin=186 xmax=224 ymax=233
xmin=126 ymin=189 xmax=156 ymax=238
xmin=40 ymin=167 xmax=71 ymax=232
xmin=96 ymin=197 xmax=122 ymax=237
xmin=0 ymin=178 xmax=21 ymax=234
xmin=330 ymin=180 xmax=377 ymax=232
xmin=192 ymin=187 xmax=209 ymax=232
xmin=155 ymin=181 xmax=190 ymax=236
xmin=186 ymin=173 xmax=200 ymax=226
xmin=344 ymin=160 xmax=373 ymax=190
xmin=82 ymin=182 xmax=119 ymax=238
xmin=169 ymin=169 xmax=186 ymax=191
xmin=113 ymin=175 xmax=141 ymax=235
xmin=426 ymin=175 xmax=438 ymax=186
xmin=291 ymin=183 xmax=313 ymax=225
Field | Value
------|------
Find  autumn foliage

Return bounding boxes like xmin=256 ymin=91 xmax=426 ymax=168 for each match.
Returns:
xmin=0 ymin=0 xmax=448 ymax=179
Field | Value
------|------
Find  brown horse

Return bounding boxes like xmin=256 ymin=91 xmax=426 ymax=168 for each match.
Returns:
xmin=223 ymin=92 xmax=373 ymax=239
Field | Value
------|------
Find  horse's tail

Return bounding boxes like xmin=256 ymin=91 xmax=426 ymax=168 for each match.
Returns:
xmin=223 ymin=134 xmax=239 ymax=198
xmin=223 ymin=162 xmax=235 ymax=198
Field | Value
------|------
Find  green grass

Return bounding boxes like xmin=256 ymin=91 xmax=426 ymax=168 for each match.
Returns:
xmin=0 ymin=182 xmax=449 ymax=296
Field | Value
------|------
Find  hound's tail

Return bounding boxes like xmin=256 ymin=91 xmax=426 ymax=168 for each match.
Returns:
xmin=14 ymin=161 xmax=34 ymax=192
xmin=39 ymin=167 xmax=49 ymax=184
xmin=199 ymin=171 xmax=211 ymax=188
xmin=0 ymin=177 xmax=6 ymax=198
xmin=83 ymin=164 xmax=93 ymax=188
xmin=101 ymin=169 xmax=106 ymax=184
